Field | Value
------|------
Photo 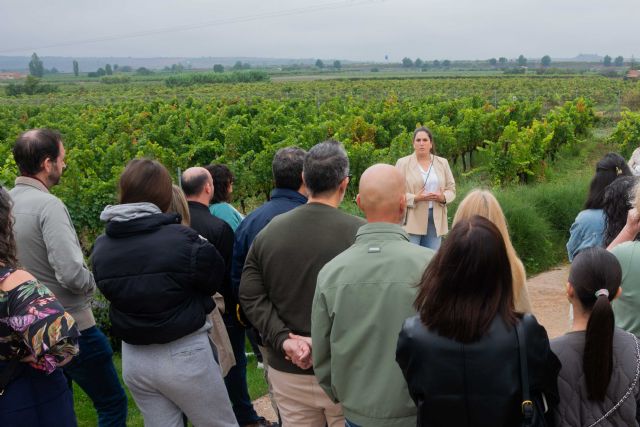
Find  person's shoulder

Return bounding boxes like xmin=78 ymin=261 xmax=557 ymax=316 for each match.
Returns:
xmin=610 ymin=240 xmax=638 ymax=256
xmin=395 ymin=155 xmax=412 ymax=167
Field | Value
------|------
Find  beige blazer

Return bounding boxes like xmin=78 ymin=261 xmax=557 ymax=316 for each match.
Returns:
xmin=395 ymin=153 xmax=456 ymax=236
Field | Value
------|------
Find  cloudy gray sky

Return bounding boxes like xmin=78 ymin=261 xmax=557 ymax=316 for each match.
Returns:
xmin=1 ymin=0 xmax=637 ymax=61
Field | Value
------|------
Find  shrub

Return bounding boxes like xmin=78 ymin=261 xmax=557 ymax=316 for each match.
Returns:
xmin=100 ymin=76 xmax=131 ymax=84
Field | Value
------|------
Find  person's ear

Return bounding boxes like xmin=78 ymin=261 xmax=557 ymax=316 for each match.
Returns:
xmin=614 ymin=287 xmax=623 ymax=301
xmin=356 ymin=194 xmax=363 ymax=213
xmin=566 ymin=282 xmax=575 ymax=299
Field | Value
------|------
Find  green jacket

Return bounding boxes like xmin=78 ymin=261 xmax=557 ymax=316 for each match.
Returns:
xmin=312 ymin=222 xmax=434 ymax=427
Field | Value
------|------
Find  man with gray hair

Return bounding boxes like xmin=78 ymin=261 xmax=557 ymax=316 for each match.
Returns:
xmin=240 ymin=141 xmax=365 ymax=426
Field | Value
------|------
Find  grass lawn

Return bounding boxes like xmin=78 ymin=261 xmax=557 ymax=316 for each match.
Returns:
xmin=74 ymin=342 xmax=269 ymax=427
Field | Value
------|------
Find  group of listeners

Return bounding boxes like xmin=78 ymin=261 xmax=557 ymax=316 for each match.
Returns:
xmin=2 ymin=127 xmax=640 ymax=427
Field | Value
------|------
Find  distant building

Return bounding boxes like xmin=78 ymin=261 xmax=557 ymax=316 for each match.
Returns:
xmin=625 ymin=70 xmax=640 ymax=80
xmin=0 ymin=72 xmax=25 ymax=80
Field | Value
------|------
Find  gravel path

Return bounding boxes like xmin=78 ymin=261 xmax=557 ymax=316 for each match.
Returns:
xmin=253 ymin=264 xmax=572 ymax=421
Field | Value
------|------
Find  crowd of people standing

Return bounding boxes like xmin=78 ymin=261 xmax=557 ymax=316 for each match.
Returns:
xmin=1 ymin=127 xmax=640 ymax=427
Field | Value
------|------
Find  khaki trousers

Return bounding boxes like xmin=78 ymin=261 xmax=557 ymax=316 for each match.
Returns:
xmin=268 ymin=367 xmax=343 ymax=427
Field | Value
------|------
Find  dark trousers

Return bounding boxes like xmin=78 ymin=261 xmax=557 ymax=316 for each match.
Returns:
xmin=64 ymin=326 xmax=128 ymax=427
xmin=223 ymin=314 xmax=260 ymax=425
xmin=0 ymin=365 xmax=77 ymax=427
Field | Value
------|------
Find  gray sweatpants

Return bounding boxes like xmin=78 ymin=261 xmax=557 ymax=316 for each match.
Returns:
xmin=122 ymin=324 xmax=238 ymax=427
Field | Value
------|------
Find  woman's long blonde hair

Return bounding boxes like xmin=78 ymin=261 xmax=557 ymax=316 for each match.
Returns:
xmin=169 ymin=184 xmax=191 ymax=226
xmin=452 ymin=189 xmax=531 ymax=313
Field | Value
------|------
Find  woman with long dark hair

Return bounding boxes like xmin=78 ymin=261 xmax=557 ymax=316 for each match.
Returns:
xmin=396 ymin=216 xmax=560 ymax=426
xmin=567 ymin=153 xmax=631 ymax=261
xmin=395 ymin=126 xmax=456 ymax=250
xmin=603 ymin=175 xmax=638 ymax=247
xmin=0 ymin=187 xmax=79 ymax=426
xmin=551 ymin=247 xmax=639 ymax=426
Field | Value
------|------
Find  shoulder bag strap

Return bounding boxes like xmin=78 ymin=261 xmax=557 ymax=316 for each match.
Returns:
xmin=515 ymin=317 xmax=535 ymax=422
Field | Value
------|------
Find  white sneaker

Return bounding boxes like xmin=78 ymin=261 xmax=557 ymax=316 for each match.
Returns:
xmin=257 ymin=362 xmax=264 ymax=370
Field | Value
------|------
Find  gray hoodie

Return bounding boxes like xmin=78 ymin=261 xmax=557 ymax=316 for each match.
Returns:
xmin=9 ymin=177 xmax=96 ymax=330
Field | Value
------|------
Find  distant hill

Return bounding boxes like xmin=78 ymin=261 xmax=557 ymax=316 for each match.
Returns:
xmin=0 ymin=56 xmax=352 ymax=73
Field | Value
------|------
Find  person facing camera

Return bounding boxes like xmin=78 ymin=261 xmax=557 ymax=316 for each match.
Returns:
xmin=395 ymin=126 xmax=456 ymax=250
xmin=396 ymin=216 xmax=560 ymax=427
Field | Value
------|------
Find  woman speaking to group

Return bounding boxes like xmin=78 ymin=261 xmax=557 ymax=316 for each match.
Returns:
xmin=395 ymin=127 xmax=456 ymax=250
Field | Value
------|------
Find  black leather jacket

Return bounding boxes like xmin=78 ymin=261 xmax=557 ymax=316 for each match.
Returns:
xmin=396 ymin=314 xmax=560 ymax=427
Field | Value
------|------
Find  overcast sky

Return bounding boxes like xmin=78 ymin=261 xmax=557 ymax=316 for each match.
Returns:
xmin=1 ymin=0 xmax=637 ymax=61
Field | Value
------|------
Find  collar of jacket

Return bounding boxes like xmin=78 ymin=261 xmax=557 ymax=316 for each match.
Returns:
xmin=105 ymin=212 xmax=181 ymax=237
xmin=14 ymin=176 xmax=49 ymax=193
xmin=355 ymin=222 xmax=409 ymax=242
xmin=187 ymin=200 xmax=210 ymax=212
xmin=269 ymin=188 xmax=308 ymax=204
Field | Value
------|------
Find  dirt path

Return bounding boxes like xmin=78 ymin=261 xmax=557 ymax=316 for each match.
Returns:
xmin=253 ymin=264 xmax=572 ymax=421
xmin=528 ymin=264 xmax=571 ymax=339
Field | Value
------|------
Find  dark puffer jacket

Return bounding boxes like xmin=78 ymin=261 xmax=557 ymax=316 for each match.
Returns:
xmin=92 ymin=211 xmax=225 ymax=345
xmin=396 ymin=313 xmax=560 ymax=427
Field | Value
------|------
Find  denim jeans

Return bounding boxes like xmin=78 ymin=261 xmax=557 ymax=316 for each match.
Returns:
xmin=64 ymin=326 xmax=128 ymax=427
xmin=345 ymin=420 xmax=361 ymax=427
xmin=223 ymin=314 xmax=261 ymax=425
xmin=408 ymin=208 xmax=441 ymax=250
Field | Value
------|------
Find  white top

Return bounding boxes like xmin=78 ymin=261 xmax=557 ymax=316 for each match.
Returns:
xmin=419 ymin=162 xmax=440 ymax=209
xmin=629 ymin=147 xmax=640 ymax=176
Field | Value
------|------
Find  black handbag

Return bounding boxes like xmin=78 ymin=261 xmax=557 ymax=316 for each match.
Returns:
xmin=515 ymin=317 xmax=548 ymax=427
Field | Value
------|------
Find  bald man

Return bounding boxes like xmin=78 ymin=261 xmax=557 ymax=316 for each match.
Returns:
xmin=311 ymin=164 xmax=435 ymax=427
xmin=181 ymin=166 xmax=235 ymax=328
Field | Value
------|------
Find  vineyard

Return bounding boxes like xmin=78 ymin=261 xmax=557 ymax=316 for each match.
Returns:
xmin=0 ymin=75 xmax=639 ymax=248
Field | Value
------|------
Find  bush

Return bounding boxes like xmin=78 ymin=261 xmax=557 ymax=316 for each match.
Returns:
xmin=165 ymin=71 xmax=269 ymax=87
xmin=100 ymin=76 xmax=131 ymax=84
xmin=5 ymin=76 xmax=58 ymax=96
xmin=621 ymin=88 xmax=640 ymax=111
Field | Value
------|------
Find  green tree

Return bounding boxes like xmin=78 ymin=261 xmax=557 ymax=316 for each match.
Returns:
xmin=213 ymin=64 xmax=224 ymax=73
xmin=603 ymin=55 xmax=612 ymax=66
xmin=315 ymin=59 xmax=324 ymax=68
xmin=105 ymin=64 xmax=113 ymax=75
xmin=442 ymin=59 xmax=451 ymax=67
xmin=614 ymin=56 xmax=624 ymax=66
xmin=135 ymin=67 xmax=152 ymax=75
xmin=517 ymin=55 xmax=527 ymax=66
xmin=433 ymin=59 xmax=440 ymax=67
xmin=28 ymin=52 xmax=44 ymax=77
xmin=72 ymin=60 xmax=79 ymax=77
xmin=97 ymin=68 xmax=106 ymax=76
xmin=498 ymin=57 xmax=508 ymax=66
xmin=333 ymin=60 xmax=341 ymax=69
xmin=233 ymin=61 xmax=243 ymax=70
xmin=401 ymin=57 xmax=413 ymax=68
xmin=489 ymin=58 xmax=497 ymax=66
xmin=541 ymin=55 xmax=551 ymax=67
xmin=414 ymin=58 xmax=423 ymax=68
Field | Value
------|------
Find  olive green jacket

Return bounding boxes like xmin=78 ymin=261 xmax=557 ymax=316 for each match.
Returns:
xmin=312 ymin=223 xmax=434 ymax=427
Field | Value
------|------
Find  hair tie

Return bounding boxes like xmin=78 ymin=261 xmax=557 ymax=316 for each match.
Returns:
xmin=595 ymin=289 xmax=610 ymax=298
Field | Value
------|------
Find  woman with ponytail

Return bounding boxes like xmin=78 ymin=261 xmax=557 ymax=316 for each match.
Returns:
xmin=551 ymin=247 xmax=640 ymax=426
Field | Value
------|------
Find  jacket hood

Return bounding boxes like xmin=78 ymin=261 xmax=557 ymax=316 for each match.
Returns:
xmin=100 ymin=202 xmax=162 ymax=223
xmin=102 ymin=204 xmax=181 ymax=238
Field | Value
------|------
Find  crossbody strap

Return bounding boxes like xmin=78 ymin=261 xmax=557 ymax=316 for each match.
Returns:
xmin=515 ymin=318 xmax=534 ymax=422
xmin=587 ymin=332 xmax=640 ymax=427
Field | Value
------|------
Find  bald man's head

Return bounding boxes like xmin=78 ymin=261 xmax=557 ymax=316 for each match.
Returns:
xmin=181 ymin=167 xmax=213 ymax=200
xmin=357 ymin=164 xmax=406 ymax=224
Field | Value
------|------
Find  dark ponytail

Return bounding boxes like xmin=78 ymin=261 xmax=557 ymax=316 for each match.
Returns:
xmin=569 ymin=247 xmax=622 ymax=401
